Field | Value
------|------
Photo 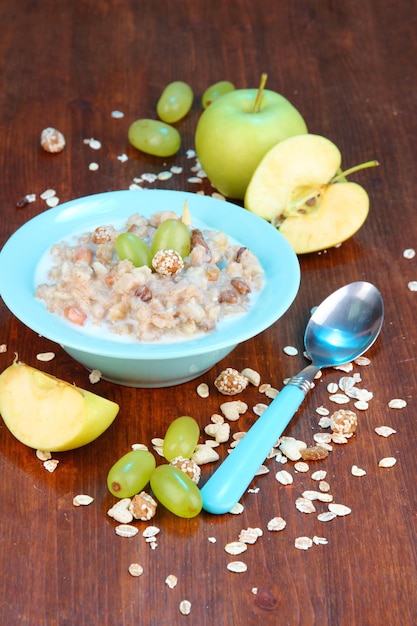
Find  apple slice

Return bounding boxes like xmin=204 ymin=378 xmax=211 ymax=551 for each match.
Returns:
xmin=0 ymin=362 xmax=119 ymax=451
xmin=245 ymin=134 xmax=377 ymax=254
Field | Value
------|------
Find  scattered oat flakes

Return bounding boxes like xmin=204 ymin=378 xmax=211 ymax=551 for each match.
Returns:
xmin=253 ymin=402 xmax=268 ymax=416
xmin=0 ymin=344 xmax=7 ymax=353
xmin=378 ymin=456 xmax=397 ymax=468
xmin=73 ymin=494 xmax=94 ymax=506
xmin=170 ymin=165 xmax=183 ymax=174
xmin=117 ymin=153 xmax=128 ymax=162
xmin=329 ymin=393 xmax=350 ymax=405
xmin=220 ymin=400 xmax=248 ymax=421
xmin=43 ymin=459 xmax=59 ymax=472
xmin=227 ymin=561 xmax=248 ymax=573
xmin=225 ymin=541 xmax=248 ymax=555
xmin=294 ymin=461 xmax=309 ymax=473
xmin=229 ymin=502 xmax=244 ymax=515
xmin=264 ymin=386 xmax=278 ymax=399
xmin=196 ymin=382 xmax=209 ymax=398
xmin=316 ymin=406 xmax=330 ymax=417
xmin=375 ymin=426 xmax=396 ymax=437
xmin=354 ymin=400 xmax=369 ymax=410
xmin=84 ymin=137 xmax=102 ymax=150
xmin=36 ymin=351 xmax=55 ymax=362
xmin=311 ymin=470 xmax=327 ymax=481
xmin=334 ymin=362 xmax=353 ymax=372
xmin=192 ymin=444 xmax=220 ymax=465
xmin=328 ymin=503 xmax=351 ymax=516
xmin=267 ymin=517 xmax=286 ymax=531
xmin=88 ymin=369 xmax=102 ymax=384
xmin=204 ymin=422 xmax=230 ymax=443
xmin=108 ymin=499 xmax=134 ymax=524
xmin=46 ymin=196 xmax=59 ymax=207
xmin=327 ymin=382 xmax=339 ymax=394
xmin=351 ymin=465 xmax=366 ymax=476
xmin=313 ymin=535 xmax=328 ymax=545
xmin=388 ymin=398 xmax=407 ymax=409
xmin=318 ymin=480 xmax=331 ymax=492
xmin=128 ymin=563 xmax=143 ymax=577
xmin=403 ymin=248 xmax=416 ymax=259
xmin=240 ymin=367 xmax=261 ymax=386
xmin=111 ymin=110 xmax=124 ymax=118
xmin=208 ymin=536 xmax=217 ymax=543
xmin=88 ymin=162 xmax=99 ymax=171
xmin=354 ymin=356 xmax=371 ymax=366
xmin=317 ymin=511 xmax=337 ymax=522
xmin=279 ymin=437 xmax=307 ymax=461
xmin=239 ymin=527 xmax=263 ymax=544
xmin=115 ymin=524 xmax=139 ymax=538
xmin=302 ymin=490 xmax=333 ymax=503
xmin=295 ymin=497 xmax=316 ymax=514
xmin=158 ymin=170 xmax=173 ymax=181
xmin=40 ymin=188 xmax=56 ymax=200
xmin=251 ymin=587 xmax=258 ymax=595
xmin=36 ymin=449 xmax=52 ymax=461
xmin=165 ymin=574 xmax=178 ymax=589
xmin=142 ymin=525 xmax=160 ymax=539
xmin=275 ymin=470 xmax=293 ymax=485
xmin=408 ymin=281 xmax=417 ymax=291
xmin=295 ymin=536 xmax=313 ymax=550
xmin=283 ymin=345 xmax=298 ymax=356
xmin=188 ymin=176 xmax=203 ymax=183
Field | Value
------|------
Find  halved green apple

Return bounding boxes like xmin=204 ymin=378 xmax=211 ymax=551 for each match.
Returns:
xmin=0 ymin=362 xmax=119 ymax=451
xmin=244 ymin=134 xmax=377 ymax=254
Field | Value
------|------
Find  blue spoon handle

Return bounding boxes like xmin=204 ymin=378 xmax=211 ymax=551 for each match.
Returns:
xmin=201 ymin=364 xmax=319 ymax=514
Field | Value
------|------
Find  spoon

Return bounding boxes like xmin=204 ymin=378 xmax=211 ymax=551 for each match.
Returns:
xmin=201 ymin=281 xmax=384 ymax=514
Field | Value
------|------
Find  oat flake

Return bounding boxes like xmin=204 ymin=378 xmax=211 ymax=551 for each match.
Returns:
xmin=403 ymin=248 xmax=416 ymax=259
xmin=165 ymin=574 xmax=178 ymax=589
xmin=43 ymin=459 xmax=59 ymax=472
xmin=328 ymin=503 xmax=351 ymax=516
xmin=267 ymin=517 xmax=286 ymax=532
xmin=375 ymin=426 xmax=396 ymax=437
xmin=115 ymin=524 xmax=139 ymax=538
xmin=317 ymin=511 xmax=337 ymax=522
xmin=111 ymin=110 xmax=124 ymax=118
xmin=311 ymin=470 xmax=327 ymax=481
xmin=36 ymin=449 xmax=52 ymax=461
xmin=225 ymin=541 xmax=248 ymax=556
xmin=275 ymin=469 xmax=293 ymax=485
xmin=294 ymin=461 xmax=309 ymax=473
xmin=128 ymin=563 xmax=143 ymax=577
xmin=378 ymin=457 xmax=397 ymax=468
xmin=388 ymin=398 xmax=407 ymax=409
xmin=36 ymin=351 xmax=55 ymax=362
xmin=283 ymin=345 xmax=298 ymax=356
xmin=351 ymin=465 xmax=367 ymax=476
xmin=294 ymin=536 xmax=313 ymax=550
xmin=227 ymin=561 xmax=248 ymax=573
xmin=73 ymin=494 xmax=94 ymax=506
xmin=88 ymin=162 xmax=99 ymax=171
xmin=329 ymin=393 xmax=350 ymax=404
xmin=408 ymin=281 xmax=417 ymax=291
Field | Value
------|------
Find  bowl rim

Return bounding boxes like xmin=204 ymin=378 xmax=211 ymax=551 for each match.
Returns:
xmin=0 ymin=189 xmax=300 ymax=360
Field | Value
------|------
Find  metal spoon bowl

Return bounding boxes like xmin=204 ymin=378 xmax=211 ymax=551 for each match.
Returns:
xmin=201 ymin=281 xmax=384 ymax=514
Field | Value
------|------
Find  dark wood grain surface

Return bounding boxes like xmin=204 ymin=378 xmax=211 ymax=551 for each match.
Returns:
xmin=1 ymin=1 xmax=417 ymax=624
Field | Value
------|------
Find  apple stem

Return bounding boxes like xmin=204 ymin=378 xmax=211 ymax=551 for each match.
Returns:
xmin=253 ymin=73 xmax=268 ymax=113
xmin=332 ymin=160 xmax=379 ymax=183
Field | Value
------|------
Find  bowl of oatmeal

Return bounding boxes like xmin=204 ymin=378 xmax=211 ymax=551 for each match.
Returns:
xmin=0 ymin=189 xmax=300 ymax=387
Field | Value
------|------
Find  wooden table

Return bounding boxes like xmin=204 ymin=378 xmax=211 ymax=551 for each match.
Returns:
xmin=1 ymin=1 xmax=416 ymax=624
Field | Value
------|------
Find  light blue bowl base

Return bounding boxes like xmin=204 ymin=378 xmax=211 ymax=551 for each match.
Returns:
xmin=62 ymin=344 xmax=237 ymax=388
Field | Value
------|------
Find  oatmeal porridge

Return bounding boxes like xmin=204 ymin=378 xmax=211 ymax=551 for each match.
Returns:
xmin=35 ymin=210 xmax=264 ymax=342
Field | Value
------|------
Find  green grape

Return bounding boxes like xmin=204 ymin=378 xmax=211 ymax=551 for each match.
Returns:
xmin=150 ymin=464 xmax=202 ymax=518
xmin=202 ymin=80 xmax=236 ymax=108
xmin=128 ymin=119 xmax=181 ymax=157
xmin=151 ymin=219 xmax=191 ymax=258
xmin=156 ymin=81 xmax=194 ymax=123
xmin=163 ymin=415 xmax=200 ymax=461
xmin=107 ymin=450 xmax=156 ymax=498
xmin=115 ymin=232 xmax=152 ymax=267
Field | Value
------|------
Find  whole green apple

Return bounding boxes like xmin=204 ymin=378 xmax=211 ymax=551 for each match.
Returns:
xmin=195 ymin=85 xmax=307 ymax=199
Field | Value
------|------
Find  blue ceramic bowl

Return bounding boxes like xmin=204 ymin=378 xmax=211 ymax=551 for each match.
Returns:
xmin=0 ymin=190 xmax=300 ymax=387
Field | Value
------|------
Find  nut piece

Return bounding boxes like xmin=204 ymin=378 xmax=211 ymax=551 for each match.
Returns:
xmin=40 ymin=127 xmax=66 ymax=153
xmin=214 ymin=368 xmax=248 ymax=395
xmin=330 ymin=409 xmax=357 ymax=434
xmin=129 ymin=491 xmax=157 ymax=521
xmin=170 ymin=456 xmax=201 ymax=484
xmin=152 ymin=249 xmax=184 ymax=276
xmin=300 ymin=445 xmax=329 ymax=461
